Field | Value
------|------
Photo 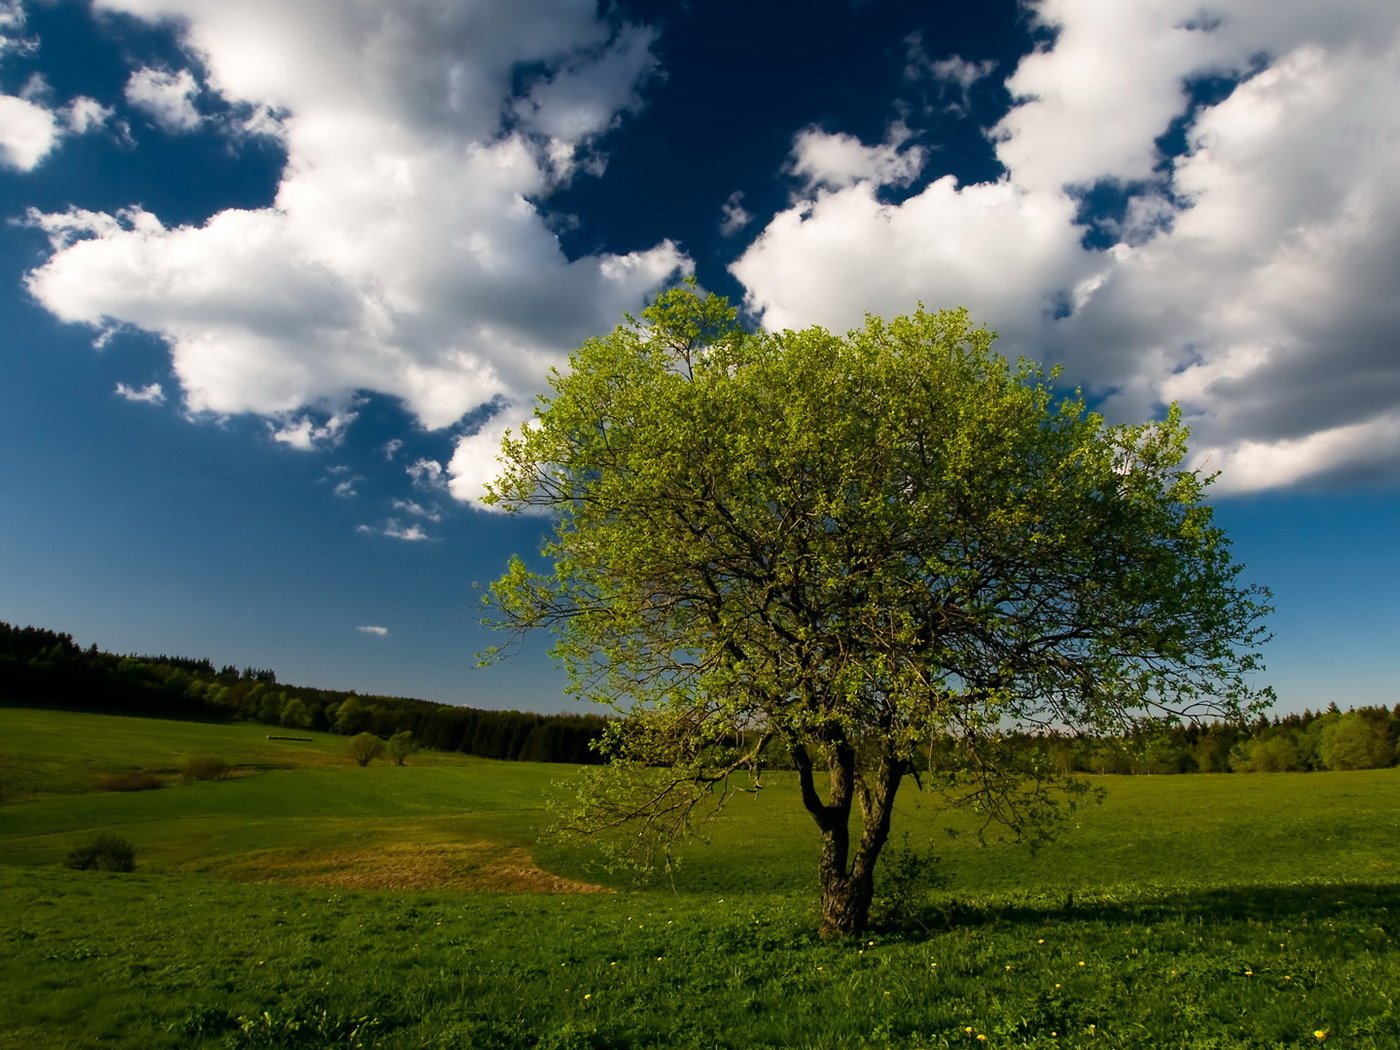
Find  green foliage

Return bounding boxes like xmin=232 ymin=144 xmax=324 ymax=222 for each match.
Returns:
xmin=1319 ymin=712 xmax=1395 ymax=771
xmin=385 ymin=729 xmax=418 ymax=766
xmin=1231 ymin=733 xmax=1303 ymax=773
xmin=65 ymin=831 xmax=136 ymax=872
xmin=486 ymin=284 xmax=1273 ymax=933
xmin=871 ymin=833 xmax=953 ymax=928
xmin=180 ymin=754 xmax=229 ymax=782
xmin=349 ymin=732 xmax=385 ymax=767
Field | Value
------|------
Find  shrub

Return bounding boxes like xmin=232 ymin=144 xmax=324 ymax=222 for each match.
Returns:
xmin=182 ymin=755 xmax=229 ymax=782
xmin=872 ymin=834 xmax=952 ymax=928
xmin=66 ymin=832 xmax=137 ymax=872
xmin=350 ymin=732 xmax=384 ymax=767
xmin=96 ymin=771 xmax=163 ymax=792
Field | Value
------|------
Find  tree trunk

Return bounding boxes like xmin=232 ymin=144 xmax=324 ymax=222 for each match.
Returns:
xmin=819 ymin=857 xmax=876 ymax=937
xmin=794 ymin=737 xmax=904 ymax=938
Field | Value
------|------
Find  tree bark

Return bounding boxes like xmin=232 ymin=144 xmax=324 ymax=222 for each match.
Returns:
xmin=818 ymin=853 xmax=877 ymax=937
xmin=793 ymin=735 xmax=906 ymax=937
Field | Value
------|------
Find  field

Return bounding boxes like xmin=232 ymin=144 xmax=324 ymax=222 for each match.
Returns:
xmin=2 ymin=706 xmax=1398 ymax=1048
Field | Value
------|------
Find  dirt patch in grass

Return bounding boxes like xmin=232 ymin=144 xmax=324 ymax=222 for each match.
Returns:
xmin=210 ymin=841 xmax=610 ymax=894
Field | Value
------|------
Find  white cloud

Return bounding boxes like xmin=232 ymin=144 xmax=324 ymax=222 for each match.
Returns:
xmin=25 ymin=0 xmax=688 ymax=510
xmin=734 ymin=0 xmax=1400 ymax=493
xmin=115 ymin=381 xmax=165 ymax=403
xmin=357 ymin=519 xmax=431 ymax=542
xmin=65 ymin=96 xmax=114 ymax=134
xmin=382 ymin=438 xmax=403 ymax=460
xmin=0 ymin=0 xmax=35 ymax=58
xmin=124 ymin=66 xmax=202 ymax=132
xmin=788 ymin=122 xmax=925 ymax=194
xmin=446 ymin=405 xmax=538 ymax=508
xmin=719 ymin=191 xmax=752 ymax=237
xmin=406 ymin=457 xmax=447 ymax=491
xmin=270 ymin=409 xmax=356 ymax=451
xmin=391 ymin=498 xmax=442 ymax=522
xmin=383 ymin=520 xmax=431 ymax=542
xmin=356 ymin=624 xmax=388 ymax=636
xmin=733 ymin=175 xmax=1092 ymax=345
xmin=0 ymin=92 xmax=58 ymax=170
xmin=927 ymin=56 xmax=997 ymax=94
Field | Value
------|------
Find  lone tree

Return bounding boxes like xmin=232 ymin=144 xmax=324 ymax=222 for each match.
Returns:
xmin=386 ymin=729 xmax=419 ymax=766
xmin=349 ymin=732 xmax=384 ymax=767
xmin=484 ymin=285 xmax=1271 ymax=936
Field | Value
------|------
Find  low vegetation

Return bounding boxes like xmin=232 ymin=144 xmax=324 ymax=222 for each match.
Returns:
xmin=65 ymin=831 xmax=137 ymax=872
xmin=180 ymin=754 xmax=229 ymax=782
xmin=2 ymin=705 xmax=1398 ymax=1047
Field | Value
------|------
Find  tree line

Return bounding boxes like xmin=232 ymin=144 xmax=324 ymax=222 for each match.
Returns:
xmin=0 ymin=621 xmax=606 ymax=764
xmin=4 ymin=620 xmax=1396 ymax=774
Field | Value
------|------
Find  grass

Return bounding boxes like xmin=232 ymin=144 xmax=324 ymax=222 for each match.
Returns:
xmin=2 ymin=705 xmax=1398 ymax=1048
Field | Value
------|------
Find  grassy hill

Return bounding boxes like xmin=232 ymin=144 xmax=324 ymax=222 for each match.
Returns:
xmin=2 ymin=705 xmax=1398 ymax=1048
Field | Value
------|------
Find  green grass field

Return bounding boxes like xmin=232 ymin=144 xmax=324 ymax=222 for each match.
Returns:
xmin=2 ymin=705 xmax=1398 ymax=1048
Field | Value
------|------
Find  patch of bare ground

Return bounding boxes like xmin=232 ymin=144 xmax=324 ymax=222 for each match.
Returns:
xmin=209 ymin=841 xmax=610 ymax=894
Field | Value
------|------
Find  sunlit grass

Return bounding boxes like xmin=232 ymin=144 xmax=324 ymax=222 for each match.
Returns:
xmin=2 ymin=705 xmax=1399 ymax=1047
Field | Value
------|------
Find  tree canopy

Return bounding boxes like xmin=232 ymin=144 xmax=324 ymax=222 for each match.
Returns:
xmin=484 ymin=284 xmax=1272 ymax=935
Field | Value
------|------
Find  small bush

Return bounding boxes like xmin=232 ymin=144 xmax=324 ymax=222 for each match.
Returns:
xmin=66 ymin=832 xmax=137 ymax=872
xmin=872 ymin=833 xmax=952 ymax=928
xmin=96 ymin=771 xmax=163 ymax=792
xmin=182 ymin=755 xmax=229 ymax=782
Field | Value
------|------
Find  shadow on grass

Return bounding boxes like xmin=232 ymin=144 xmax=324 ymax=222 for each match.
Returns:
xmin=879 ymin=881 xmax=1400 ymax=941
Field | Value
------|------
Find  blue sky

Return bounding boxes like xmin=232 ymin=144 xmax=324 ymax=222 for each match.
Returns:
xmin=1 ymin=0 xmax=1397 ymax=714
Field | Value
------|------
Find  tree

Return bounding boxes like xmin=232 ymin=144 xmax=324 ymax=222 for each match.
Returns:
xmin=334 ymin=696 xmax=370 ymax=735
xmin=386 ymin=729 xmax=418 ymax=766
xmin=484 ymin=285 xmax=1272 ymax=936
xmin=349 ymin=732 xmax=384 ymax=767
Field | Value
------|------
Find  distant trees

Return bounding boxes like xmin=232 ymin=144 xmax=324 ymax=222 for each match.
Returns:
xmin=0 ymin=620 xmax=609 ymax=764
xmin=1319 ymin=712 xmax=1394 ymax=771
xmin=2 ymin=620 xmax=1392 ymax=778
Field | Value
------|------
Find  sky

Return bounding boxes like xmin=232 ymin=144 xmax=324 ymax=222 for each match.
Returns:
xmin=1 ymin=0 xmax=1398 ymax=716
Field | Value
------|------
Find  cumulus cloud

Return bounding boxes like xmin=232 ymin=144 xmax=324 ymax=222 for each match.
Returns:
xmin=115 ymin=380 xmax=165 ymax=403
xmin=734 ymin=0 xmax=1400 ymax=493
xmin=124 ymin=66 xmax=202 ymax=132
xmin=25 ymin=0 xmax=688 ymax=509
xmin=356 ymin=624 xmax=388 ymax=636
xmin=787 ymin=122 xmax=925 ymax=194
xmin=0 ymin=92 xmax=58 ymax=169
xmin=64 ymin=96 xmax=113 ymax=134
xmin=270 ymin=409 xmax=356 ymax=451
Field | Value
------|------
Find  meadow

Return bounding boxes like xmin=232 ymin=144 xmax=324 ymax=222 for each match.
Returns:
xmin=1 ymin=705 xmax=1398 ymax=1048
